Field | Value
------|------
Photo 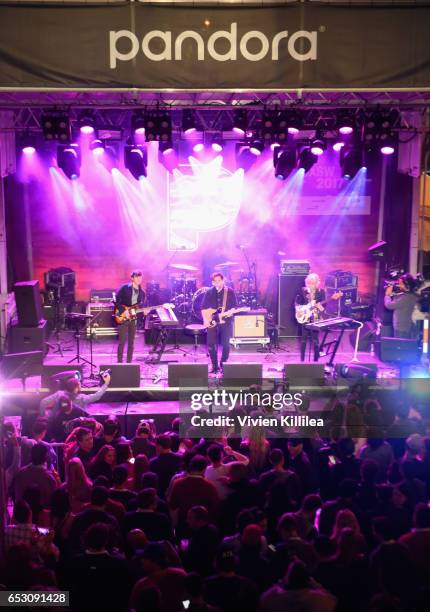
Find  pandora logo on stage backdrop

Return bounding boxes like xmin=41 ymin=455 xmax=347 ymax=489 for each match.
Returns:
xmin=109 ymin=24 xmax=319 ymax=68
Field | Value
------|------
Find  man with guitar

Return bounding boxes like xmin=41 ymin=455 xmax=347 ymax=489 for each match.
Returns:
xmin=115 ymin=271 xmax=146 ymax=363
xmin=295 ymin=273 xmax=342 ymax=362
xmin=201 ymin=272 xmax=239 ymax=373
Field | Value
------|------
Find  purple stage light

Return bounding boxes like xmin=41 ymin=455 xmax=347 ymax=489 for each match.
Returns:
xmin=249 ymin=146 xmax=262 ymax=156
xmin=90 ymin=139 xmax=104 ymax=155
xmin=134 ymin=127 xmax=145 ymax=135
xmin=310 ymin=145 xmax=324 ymax=156
xmin=233 ymin=127 xmax=245 ymax=135
xmin=381 ymin=145 xmax=395 ymax=155
xmin=288 ymin=127 xmax=299 ymax=135
xmin=162 ymin=146 xmax=174 ymax=156
xmin=22 ymin=146 xmax=35 ymax=155
xmin=339 ymin=126 xmax=354 ymax=135
xmin=80 ymin=124 xmax=94 ymax=135
xmin=212 ymin=142 xmax=223 ymax=153
xmin=193 ymin=143 xmax=204 ymax=153
xmin=333 ymin=141 xmax=345 ymax=152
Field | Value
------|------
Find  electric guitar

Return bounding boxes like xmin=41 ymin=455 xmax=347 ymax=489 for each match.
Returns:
xmin=295 ymin=292 xmax=343 ymax=324
xmin=114 ymin=303 xmax=175 ymax=325
xmin=201 ymin=306 xmax=251 ymax=328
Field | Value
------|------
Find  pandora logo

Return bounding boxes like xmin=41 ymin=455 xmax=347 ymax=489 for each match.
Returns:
xmin=109 ymin=23 xmax=318 ymax=68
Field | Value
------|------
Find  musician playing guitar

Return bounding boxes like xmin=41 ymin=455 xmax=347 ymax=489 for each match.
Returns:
xmin=295 ymin=273 xmax=342 ymax=362
xmin=201 ymin=272 xmax=238 ymax=373
xmin=115 ymin=271 xmax=146 ymax=363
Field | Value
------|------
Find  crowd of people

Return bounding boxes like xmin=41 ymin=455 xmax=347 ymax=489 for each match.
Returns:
xmin=1 ymin=381 xmax=430 ymax=612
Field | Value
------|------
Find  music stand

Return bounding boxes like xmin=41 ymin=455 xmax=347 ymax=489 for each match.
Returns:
xmin=0 ymin=351 xmax=43 ymax=391
xmin=67 ymin=313 xmax=93 ymax=367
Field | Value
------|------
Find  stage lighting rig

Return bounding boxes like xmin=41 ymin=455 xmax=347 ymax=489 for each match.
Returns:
xmin=182 ymin=109 xmax=197 ymax=134
xmin=337 ymin=112 xmax=356 ymax=135
xmin=211 ymin=134 xmax=224 ymax=152
xmin=132 ymin=112 xmax=146 ymax=135
xmin=273 ymin=146 xmax=297 ymax=180
xmin=20 ymin=132 xmax=36 ymax=155
xmin=124 ymin=144 xmax=147 ymax=180
xmin=57 ymin=144 xmax=81 ymax=180
xmin=310 ymin=134 xmax=326 ymax=156
xmin=78 ymin=111 xmax=95 ymax=135
xmin=41 ymin=112 xmax=70 ymax=143
xmin=298 ymin=146 xmax=317 ymax=173
xmin=249 ymin=139 xmax=264 ymax=156
xmin=285 ymin=110 xmax=303 ymax=135
xmin=232 ymin=109 xmax=248 ymax=135
xmin=340 ymin=145 xmax=362 ymax=180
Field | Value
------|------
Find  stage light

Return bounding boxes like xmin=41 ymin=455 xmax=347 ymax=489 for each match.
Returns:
xmin=249 ymin=139 xmax=264 ymax=156
xmin=182 ymin=109 xmax=196 ymax=134
xmin=233 ymin=109 xmax=247 ymax=135
xmin=333 ymin=140 xmax=345 ymax=152
xmin=159 ymin=141 xmax=174 ymax=156
xmin=192 ymin=143 xmax=204 ymax=153
xmin=21 ymin=132 xmax=36 ymax=155
xmin=235 ymin=143 xmax=257 ymax=172
xmin=379 ymin=110 xmax=398 ymax=155
xmin=78 ymin=112 xmax=95 ymax=135
xmin=90 ymin=139 xmax=104 ymax=155
xmin=340 ymin=146 xmax=362 ymax=180
xmin=380 ymin=133 xmax=396 ymax=155
xmin=211 ymin=134 xmax=224 ymax=152
xmin=144 ymin=113 xmax=158 ymax=141
xmin=57 ymin=143 xmax=81 ymax=180
xmin=273 ymin=146 xmax=297 ymax=180
xmin=41 ymin=112 xmax=70 ymax=142
xmin=275 ymin=111 xmax=290 ymax=144
xmin=261 ymin=112 xmax=276 ymax=144
xmin=124 ymin=144 xmax=147 ymax=180
xmin=285 ymin=110 xmax=302 ymax=134
xmin=131 ymin=113 xmax=146 ymax=135
xmin=159 ymin=112 xmax=172 ymax=144
xmin=310 ymin=136 xmax=326 ymax=156
xmin=339 ymin=364 xmax=376 ymax=380
xmin=298 ymin=146 xmax=317 ymax=173
xmin=337 ymin=112 xmax=355 ymax=135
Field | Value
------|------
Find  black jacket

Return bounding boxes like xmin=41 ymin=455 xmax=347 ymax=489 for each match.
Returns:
xmin=295 ymin=287 xmax=326 ymax=306
xmin=201 ymin=287 xmax=237 ymax=311
xmin=115 ymin=283 xmax=145 ymax=314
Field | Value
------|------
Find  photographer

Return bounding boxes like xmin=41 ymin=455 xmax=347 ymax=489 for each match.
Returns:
xmin=39 ymin=371 xmax=111 ymax=416
xmin=384 ymin=273 xmax=419 ymax=339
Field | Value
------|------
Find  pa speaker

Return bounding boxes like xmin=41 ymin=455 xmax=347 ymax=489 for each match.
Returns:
xmin=13 ymin=280 xmax=43 ymax=327
xmin=278 ymin=274 xmax=306 ymax=338
xmin=222 ymin=363 xmax=263 ymax=387
xmin=168 ymin=363 xmax=208 ymax=388
xmin=9 ymin=320 xmax=48 ymax=355
xmin=41 ymin=364 xmax=84 ymax=389
xmin=0 ymin=351 xmax=43 ymax=380
xmin=380 ymin=337 xmax=419 ymax=364
xmin=284 ymin=363 xmax=325 ymax=385
xmin=99 ymin=364 xmax=140 ymax=388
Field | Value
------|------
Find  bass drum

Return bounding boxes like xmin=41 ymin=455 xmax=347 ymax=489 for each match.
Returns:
xmin=192 ymin=287 xmax=210 ymax=321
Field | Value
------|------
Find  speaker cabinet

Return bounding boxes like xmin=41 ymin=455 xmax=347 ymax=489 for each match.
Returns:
xmin=41 ymin=364 xmax=84 ymax=389
xmin=13 ymin=280 xmax=43 ymax=327
xmin=0 ymin=351 xmax=43 ymax=380
xmin=99 ymin=364 xmax=140 ymax=388
xmin=222 ymin=363 xmax=263 ymax=387
xmin=168 ymin=363 xmax=208 ymax=388
xmin=9 ymin=320 xmax=47 ymax=355
xmin=380 ymin=337 xmax=419 ymax=364
xmin=284 ymin=363 xmax=325 ymax=385
xmin=278 ymin=274 xmax=306 ymax=338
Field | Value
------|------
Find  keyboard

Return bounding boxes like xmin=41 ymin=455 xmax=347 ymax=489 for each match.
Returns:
xmin=305 ymin=317 xmax=358 ymax=331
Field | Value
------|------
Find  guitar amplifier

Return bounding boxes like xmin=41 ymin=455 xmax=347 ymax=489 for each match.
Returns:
xmin=325 ymin=270 xmax=358 ymax=289
xmin=326 ymin=286 xmax=358 ymax=315
xmin=86 ymin=302 xmax=117 ymax=336
xmin=233 ymin=309 xmax=267 ymax=339
xmin=280 ymin=260 xmax=310 ymax=276
xmin=90 ymin=289 xmax=115 ymax=302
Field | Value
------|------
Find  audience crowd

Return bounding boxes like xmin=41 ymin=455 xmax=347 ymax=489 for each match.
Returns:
xmin=1 ymin=384 xmax=430 ymax=612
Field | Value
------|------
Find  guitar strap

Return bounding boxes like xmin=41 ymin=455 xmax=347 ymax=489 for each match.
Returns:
xmin=221 ymin=287 xmax=228 ymax=313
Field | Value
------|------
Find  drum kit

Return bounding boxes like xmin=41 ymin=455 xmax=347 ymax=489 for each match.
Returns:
xmin=146 ymin=260 xmax=259 ymax=323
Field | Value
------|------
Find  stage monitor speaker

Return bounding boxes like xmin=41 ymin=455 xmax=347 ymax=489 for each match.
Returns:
xmin=0 ymin=351 xmax=43 ymax=381
xmin=278 ymin=274 xmax=306 ymax=338
xmin=41 ymin=364 xmax=84 ymax=389
xmin=99 ymin=364 xmax=140 ymax=388
xmin=9 ymin=320 xmax=48 ymax=355
xmin=379 ymin=337 xmax=419 ymax=364
xmin=168 ymin=363 xmax=208 ymax=388
xmin=222 ymin=363 xmax=263 ymax=387
xmin=233 ymin=310 xmax=267 ymax=339
xmin=13 ymin=280 xmax=43 ymax=327
xmin=284 ymin=363 xmax=325 ymax=386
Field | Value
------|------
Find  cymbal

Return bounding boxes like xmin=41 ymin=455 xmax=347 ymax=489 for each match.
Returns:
xmin=169 ymin=263 xmax=199 ymax=271
xmin=214 ymin=261 xmax=240 ymax=268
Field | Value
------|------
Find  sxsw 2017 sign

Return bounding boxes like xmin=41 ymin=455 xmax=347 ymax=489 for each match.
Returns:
xmin=109 ymin=23 xmax=319 ymax=68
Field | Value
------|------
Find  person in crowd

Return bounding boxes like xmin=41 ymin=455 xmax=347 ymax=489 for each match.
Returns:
xmin=149 ymin=433 xmax=183 ymax=498
xmin=109 ymin=464 xmax=137 ymax=510
xmin=13 ymin=442 xmax=58 ymax=508
xmin=220 ymin=462 xmax=262 ymax=535
xmin=88 ymin=444 xmax=116 ymax=483
xmin=184 ymin=572 xmax=222 ymax=612
xmin=398 ymin=503 xmax=430 ymax=580
xmin=122 ymin=487 xmax=174 ymax=543
xmin=62 ymin=456 xmax=93 ymax=513
xmin=131 ymin=420 xmax=157 ymax=459
xmin=204 ymin=444 xmax=248 ymax=500
xmin=39 ymin=371 xmax=111 ymax=415
xmin=359 ymin=435 xmax=394 ymax=483
xmin=258 ymin=448 xmax=301 ymax=502
xmin=4 ymin=499 xmax=40 ymax=551
xmin=293 ymin=494 xmax=322 ymax=541
xmin=185 ymin=506 xmax=221 ymax=576
xmin=93 ymin=416 xmax=127 ymax=453
xmin=384 ymin=273 xmax=419 ymax=338
xmin=47 ymin=393 xmax=89 ymax=442
xmin=130 ymin=453 xmax=150 ymax=492
xmin=64 ymin=426 xmax=96 ymax=472
xmin=288 ymin=438 xmax=317 ymax=495
xmin=20 ymin=417 xmax=57 ymax=469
